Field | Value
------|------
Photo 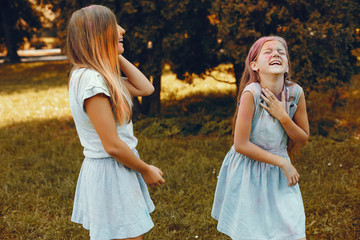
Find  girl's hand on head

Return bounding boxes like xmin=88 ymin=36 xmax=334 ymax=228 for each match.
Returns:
xmin=260 ymin=89 xmax=288 ymax=121
xmin=279 ymin=159 xmax=300 ymax=186
xmin=141 ymin=165 xmax=165 ymax=188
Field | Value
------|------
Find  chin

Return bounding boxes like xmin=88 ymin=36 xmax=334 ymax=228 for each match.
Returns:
xmin=269 ymin=68 xmax=286 ymax=75
xmin=117 ymin=48 xmax=124 ymax=55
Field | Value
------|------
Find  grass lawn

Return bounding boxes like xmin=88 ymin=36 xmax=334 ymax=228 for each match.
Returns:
xmin=0 ymin=61 xmax=359 ymax=239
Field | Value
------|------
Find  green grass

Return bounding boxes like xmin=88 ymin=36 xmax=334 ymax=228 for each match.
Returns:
xmin=0 ymin=61 xmax=359 ymax=239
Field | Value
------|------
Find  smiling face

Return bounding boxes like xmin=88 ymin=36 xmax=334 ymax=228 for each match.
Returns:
xmin=250 ymin=40 xmax=288 ymax=76
xmin=117 ymin=25 xmax=126 ymax=54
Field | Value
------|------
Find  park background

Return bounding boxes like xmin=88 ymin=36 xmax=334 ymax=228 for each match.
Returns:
xmin=0 ymin=0 xmax=359 ymax=239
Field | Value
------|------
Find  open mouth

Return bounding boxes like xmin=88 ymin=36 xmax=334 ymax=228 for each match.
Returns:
xmin=269 ymin=60 xmax=282 ymax=65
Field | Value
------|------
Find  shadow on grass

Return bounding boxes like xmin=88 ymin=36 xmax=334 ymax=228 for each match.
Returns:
xmin=0 ymin=61 xmax=70 ymax=94
xmin=0 ymin=117 xmax=88 ymax=239
xmin=134 ymin=93 xmax=236 ymax=138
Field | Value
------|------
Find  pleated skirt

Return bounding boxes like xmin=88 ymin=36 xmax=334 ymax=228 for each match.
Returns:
xmin=211 ymin=147 xmax=306 ymax=240
xmin=71 ymin=149 xmax=155 ymax=240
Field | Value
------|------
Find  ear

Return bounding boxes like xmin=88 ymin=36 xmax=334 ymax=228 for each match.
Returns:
xmin=250 ymin=61 xmax=258 ymax=71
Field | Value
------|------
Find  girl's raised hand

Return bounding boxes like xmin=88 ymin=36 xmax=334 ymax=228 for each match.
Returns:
xmin=279 ymin=159 xmax=300 ymax=186
xmin=141 ymin=165 xmax=165 ymax=188
xmin=260 ymin=88 xmax=287 ymax=121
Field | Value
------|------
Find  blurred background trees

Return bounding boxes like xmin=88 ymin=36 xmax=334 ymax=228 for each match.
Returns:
xmin=0 ymin=0 xmax=43 ymax=63
xmin=1 ymin=0 xmax=359 ymax=113
xmin=115 ymin=0 xmax=220 ymax=114
xmin=212 ymin=0 xmax=359 ymax=97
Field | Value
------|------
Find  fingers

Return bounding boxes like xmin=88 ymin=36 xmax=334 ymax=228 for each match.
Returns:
xmin=260 ymin=94 xmax=270 ymax=104
xmin=262 ymin=88 xmax=276 ymax=100
xmin=259 ymin=102 xmax=270 ymax=112
xmin=147 ymin=169 xmax=165 ymax=188
xmin=288 ymin=173 xmax=300 ymax=186
xmin=260 ymin=88 xmax=277 ymax=110
xmin=159 ymin=176 xmax=165 ymax=185
xmin=150 ymin=179 xmax=165 ymax=188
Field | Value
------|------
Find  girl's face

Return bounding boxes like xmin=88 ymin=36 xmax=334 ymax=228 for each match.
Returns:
xmin=251 ymin=40 xmax=288 ymax=76
xmin=117 ymin=25 xmax=126 ymax=54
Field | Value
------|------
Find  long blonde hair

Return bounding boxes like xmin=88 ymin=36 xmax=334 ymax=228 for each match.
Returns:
xmin=232 ymin=36 xmax=298 ymax=159
xmin=66 ymin=5 xmax=132 ymax=124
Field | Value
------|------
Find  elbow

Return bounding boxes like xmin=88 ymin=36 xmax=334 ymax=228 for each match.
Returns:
xmin=146 ymin=85 xmax=155 ymax=95
xmin=234 ymin=141 xmax=247 ymax=154
xmin=301 ymin=131 xmax=310 ymax=146
xmin=301 ymin=136 xmax=309 ymax=146
xmin=104 ymin=143 xmax=119 ymax=157
xmin=141 ymin=85 xmax=155 ymax=96
xmin=297 ymin=134 xmax=309 ymax=146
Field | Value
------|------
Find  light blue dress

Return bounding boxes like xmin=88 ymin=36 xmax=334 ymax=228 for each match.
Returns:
xmin=212 ymin=82 xmax=306 ymax=240
xmin=68 ymin=68 xmax=155 ymax=240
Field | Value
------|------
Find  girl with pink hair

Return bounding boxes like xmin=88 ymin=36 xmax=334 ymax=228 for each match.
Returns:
xmin=212 ymin=36 xmax=309 ymax=240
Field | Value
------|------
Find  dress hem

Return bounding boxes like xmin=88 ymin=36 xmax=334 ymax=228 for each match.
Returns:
xmin=71 ymin=217 xmax=155 ymax=240
xmin=216 ymin=225 xmax=305 ymax=240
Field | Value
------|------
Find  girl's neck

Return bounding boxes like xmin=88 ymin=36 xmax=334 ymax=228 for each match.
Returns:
xmin=259 ymin=75 xmax=284 ymax=99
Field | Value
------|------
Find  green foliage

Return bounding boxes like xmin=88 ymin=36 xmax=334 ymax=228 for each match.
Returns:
xmin=0 ymin=0 xmax=42 ymax=47
xmin=113 ymin=0 xmax=220 ymax=79
xmin=53 ymin=0 xmax=221 ymax=113
xmin=211 ymin=0 xmax=360 ymax=94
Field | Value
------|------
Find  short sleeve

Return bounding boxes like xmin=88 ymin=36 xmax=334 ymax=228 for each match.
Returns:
xmin=77 ymin=70 xmax=110 ymax=111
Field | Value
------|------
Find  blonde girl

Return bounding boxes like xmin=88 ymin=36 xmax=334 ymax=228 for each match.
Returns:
xmin=212 ymin=36 xmax=309 ymax=240
xmin=66 ymin=5 xmax=164 ymax=240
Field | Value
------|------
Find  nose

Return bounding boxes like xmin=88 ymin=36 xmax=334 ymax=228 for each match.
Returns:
xmin=119 ymin=26 xmax=126 ymax=35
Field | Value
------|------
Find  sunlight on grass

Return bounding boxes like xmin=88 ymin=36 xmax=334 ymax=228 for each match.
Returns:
xmin=161 ymin=64 xmax=236 ymax=101
xmin=0 ymin=86 xmax=71 ymax=127
xmin=0 ymin=62 xmax=236 ymax=128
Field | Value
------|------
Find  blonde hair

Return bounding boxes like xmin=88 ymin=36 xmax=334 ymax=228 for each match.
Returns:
xmin=232 ymin=36 xmax=298 ymax=159
xmin=66 ymin=5 xmax=132 ymax=124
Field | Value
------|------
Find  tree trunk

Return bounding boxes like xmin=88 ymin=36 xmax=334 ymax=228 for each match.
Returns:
xmin=233 ymin=63 xmax=243 ymax=95
xmin=0 ymin=0 xmax=20 ymax=63
xmin=142 ymin=73 xmax=161 ymax=114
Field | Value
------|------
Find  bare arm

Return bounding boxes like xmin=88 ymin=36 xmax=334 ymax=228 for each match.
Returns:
xmin=234 ymin=91 xmax=299 ymax=186
xmin=84 ymin=94 xmax=164 ymax=187
xmin=119 ymin=55 xmax=154 ymax=97
xmin=260 ymin=88 xmax=309 ymax=145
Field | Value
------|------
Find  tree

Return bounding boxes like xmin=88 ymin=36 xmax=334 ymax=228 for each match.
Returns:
xmin=211 ymin=0 xmax=359 ymax=95
xmin=0 ymin=0 xmax=42 ymax=63
xmin=54 ymin=0 xmax=219 ymax=114
xmin=114 ymin=0 xmax=220 ymax=114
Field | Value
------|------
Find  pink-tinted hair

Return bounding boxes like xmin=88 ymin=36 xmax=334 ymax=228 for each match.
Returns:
xmin=231 ymin=36 xmax=298 ymax=158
